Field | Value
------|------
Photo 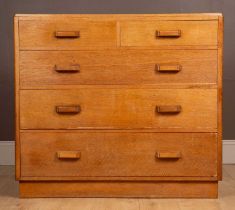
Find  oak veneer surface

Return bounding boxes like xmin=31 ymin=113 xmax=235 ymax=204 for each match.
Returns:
xmin=20 ymin=132 xmax=217 ymax=178
xmin=20 ymin=50 xmax=217 ymax=86
xmin=14 ymin=13 xmax=223 ymax=198
xmin=18 ymin=19 xmax=218 ymax=50
xmin=19 ymin=182 xmax=218 ymax=198
xmin=121 ymin=21 xmax=218 ymax=47
xmin=19 ymin=20 xmax=117 ymax=50
xmin=20 ymin=89 xmax=217 ymax=130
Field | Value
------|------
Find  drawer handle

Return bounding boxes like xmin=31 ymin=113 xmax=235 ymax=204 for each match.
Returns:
xmin=156 ymin=64 xmax=181 ymax=73
xmin=156 ymin=105 xmax=181 ymax=114
xmin=55 ymin=31 xmax=80 ymax=38
xmin=156 ymin=152 xmax=181 ymax=159
xmin=56 ymin=105 xmax=81 ymax=114
xmin=54 ymin=64 xmax=80 ymax=73
xmin=57 ymin=151 xmax=81 ymax=160
xmin=156 ymin=30 xmax=181 ymax=38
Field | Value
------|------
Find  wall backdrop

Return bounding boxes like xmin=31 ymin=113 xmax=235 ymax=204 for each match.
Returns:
xmin=0 ymin=0 xmax=234 ymax=140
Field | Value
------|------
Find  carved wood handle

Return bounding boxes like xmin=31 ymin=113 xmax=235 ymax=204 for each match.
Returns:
xmin=156 ymin=64 xmax=181 ymax=73
xmin=55 ymin=31 xmax=80 ymax=38
xmin=57 ymin=151 xmax=81 ymax=159
xmin=156 ymin=30 xmax=181 ymax=37
xmin=56 ymin=105 xmax=81 ymax=114
xmin=156 ymin=105 xmax=181 ymax=114
xmin=156 ymin=152 xmax=181 ymax=159
xmin=54 ymin=64 xmax=80 ymax=73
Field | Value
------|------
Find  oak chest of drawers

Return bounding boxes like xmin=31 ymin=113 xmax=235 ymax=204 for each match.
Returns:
xmin=14 ymin=14 xmax=223 ymax=198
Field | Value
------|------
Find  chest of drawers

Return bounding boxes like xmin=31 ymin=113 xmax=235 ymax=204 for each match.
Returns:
xmin=14 ymin=14 xmax=223 ymax=198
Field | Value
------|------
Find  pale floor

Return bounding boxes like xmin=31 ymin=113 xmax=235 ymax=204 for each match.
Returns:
xmin=1 ymin=166 xmax=235 ymax=210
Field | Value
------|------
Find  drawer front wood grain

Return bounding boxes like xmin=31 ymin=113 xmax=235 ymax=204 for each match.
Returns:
xmin=121 ymin=21 xmax=218 ymax=47
xmin=20 ymin=132 xmax=217 ymax=178
xmin=19 ymin=20 xmax=117 ymax=50
xmin=20 ymin=50 xmax=217 ymax=87
xmin=20 ymin=89 xmax=217 ymax=131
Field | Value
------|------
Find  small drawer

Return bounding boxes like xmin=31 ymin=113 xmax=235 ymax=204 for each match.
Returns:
xmin=19 ymin=50 xmax=217 ymax=87
xmin=121 ymin=21 xmax=218 ymax=47
xmin=20 ymin=89 xmax=217 ymax=131
xmin=19 ymin=20 xmax=117 ymax=50
xmin=20 ymin=132 xmax=217 ymax=179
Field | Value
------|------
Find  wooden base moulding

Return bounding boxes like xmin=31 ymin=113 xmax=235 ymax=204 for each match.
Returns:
xmin=19 ymin=181 xmax=218 ymax=198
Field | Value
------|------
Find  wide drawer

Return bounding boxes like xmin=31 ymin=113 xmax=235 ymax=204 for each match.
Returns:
xmin=20 ymin=89 xmax=217 ymax=131
xmin=19 ymin=20 xmax=117 ymax=50
xmin=20 ymin=132 xmax=217 ymax=178
xmin=121 ymin=21 xmax=218 ymax=47
xmin=20 ymin=50 xmax=217 ymax=87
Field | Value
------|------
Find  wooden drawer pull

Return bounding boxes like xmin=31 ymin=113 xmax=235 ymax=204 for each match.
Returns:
xmin=56 ymin=105 xmax=81 ymax=114
xmin=156 ymin=152 xmax=181 ymax=159
xmin=156 ymin=30 xmax=181 ymax=37
xmin=156 ymin=64 xmax=181 ymax=73
xmin=55 ymin=31 xmax=80 ymax=38
xmin=156 ymin=105 xmax=181 ymax=114
xmin=57 ymin=151 xmax=81 ymax=159
xmin=54 ymin=64 xmax=80 ymax=73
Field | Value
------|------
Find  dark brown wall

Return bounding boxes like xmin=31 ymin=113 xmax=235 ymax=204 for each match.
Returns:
xmin=0 ymin=0 xmax=234 ymax=140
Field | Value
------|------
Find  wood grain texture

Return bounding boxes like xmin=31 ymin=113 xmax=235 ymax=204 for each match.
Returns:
xmin=55 ymin=105 xmax=81 ymax=114
xmin=19 ymin=89 xmax=217 ymax=131
xmin=121 ymin=21 xmax=218 ymax=47
xmin=20 ymin=132 xmax=217 ymax=178
xmin=156 ymin=64 xmax=181 ymax=72
xmin=16 ymin=13 xmax=222 ymax=20
xmin=20 ymin=50 xmax=217 ymax=87
xmin=156 ymin=30 xmax=181 ymax=37
xmin=54 ymin=64 xmax=80 ymax=73
xmin=156 ymin=151 xmax=181 ymax=159
xmin=55 ymin=31 xmax=80 ymax=38
xmin=156 ymin=105 xmax=181 ymax=113
xmin=19 ymin=181 xmax=218 ymax=198
xmin=19 ymin=20 xmax=117 ymax=50
xmin=217 ymin=15 xmax=224 ymax=180
xmin=20 ymin=84 xmax=218 ymax=90
xmin=14 ymin=16 xmax=20 ymax=180
xmin=57 ymin=151 xmax=81 ymax=159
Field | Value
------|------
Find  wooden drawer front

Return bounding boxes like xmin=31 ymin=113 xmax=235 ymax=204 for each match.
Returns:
xmin=19 ymin=20 xmax=117 ymax=50
xmin=121 ymin=21 xmax=218 ymax=47
xmin=20 ymin=89 xmax=217 ymax=131
xmin=20 ymin=50 xmax=217 ymax=87
xmin=21 ymin=132 xmax=217 ymax=178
